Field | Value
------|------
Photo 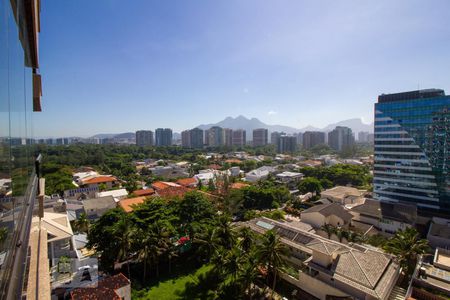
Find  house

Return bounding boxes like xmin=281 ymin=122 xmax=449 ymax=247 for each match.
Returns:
xmin=301 ymin=203 xmax=353 ymax=228
xmin=229 ymin=166 xmax=242 ymax=177
xmin=82 ymin=196 xmax=117 ymax=220
xmin=96 ymin=188 xmax=128 ymax=202
xmin=156 ymin=186 xmax=190 ymax=198
xmin=320 ymin=186 xmax=365 ymax=205
xmin=275 ymin=171 xmax=304 ymax=184
xmin=231 ymin=182 xmax=249 ymax=190
xmin=70 ymin=273 xmax=131 ymax=300
xmin=148 ymin=165 xmax=189 ymax=179
xmin=349 ymin=198 xmax=417 ymax=235
xmin=247 ymin=217 xmax=401 ymax=300
xmin=176 ymin=177 xmax=198 ymax=188
xmin=81 ymin=175 xmax=118 ymax=190
xmin=119 ymin=196 xmax=147 ymax=213
xmin=132 ymin=188 xmax=155 ymax=197
xmin=151 ymin=181 xmax=181 ymax=191
xmin=245 ymin=166 xmax=275 ymax=182
xmin=408 ymin=248 xmax=450 ymax=298
xmin=194 ymin=171 xmax=215 ymax=185
xmin=427 ymin=217 xmax=450 ymax=249
xmin=72 ymin=171 xmax=99 ymax=185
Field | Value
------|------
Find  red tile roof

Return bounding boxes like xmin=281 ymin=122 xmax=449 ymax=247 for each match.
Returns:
xmin=70 ymin=273 xmax=130 ymax=300
xmin=132 ymin=188 xmax=155 ymax=197
xmin=82 ymin=176 xmax=117 ymax=185
xmin=225 ymin=159 xmax=242 ymax=164
xmin=176 ymin=178 xmax=198 ymax=187
xmin=156 ymin=186 xmax=190 ymax=198
xmin=231 ymin=182 xmax=249 ymax=189
xmin=151 ymin=181 xmax=171 ymax=190
xmin=119 ymin=197 xmax=147 ymax=213
xmin=208 ymin=164 xmax=222 ymax=170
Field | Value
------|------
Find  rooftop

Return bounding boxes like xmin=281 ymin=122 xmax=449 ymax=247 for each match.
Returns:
xmin=351 ymin=198 xmax=417 ymax=223
xmin=302 ymin=203 xmax=353 ymax=222
xmin=70 ymin=273 xmax=130 ymax=300
xmin=321 ymin=186 xmax=363 ymax=200
xmin=176 ymin=177 xmax=198 ymax=187
xmin=82 ymin=196 xmax=116 ymax=211
xmin=132 ymin=188 xmax=155 ymax=197
xmin=82 ymin=175 xmax=117 ymax=185
xmin=119 ymin=196 xmax=147 ymax=213
xmin=378 ymin=89 xmax=445 ymax=103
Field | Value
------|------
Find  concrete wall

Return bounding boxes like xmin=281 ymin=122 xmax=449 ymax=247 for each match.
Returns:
xmin=301 ymin=212 xmax=325 ymax=228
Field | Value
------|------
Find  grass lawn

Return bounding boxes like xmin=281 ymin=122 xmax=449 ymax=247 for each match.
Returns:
xmin=132 ymin=264 xmax=213 ymax=300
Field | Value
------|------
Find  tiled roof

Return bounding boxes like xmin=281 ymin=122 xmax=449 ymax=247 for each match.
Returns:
xmin=151 ymin=181 xmax=180 ymax=190
xmin=132 ymin=188 xmax=155 ymax=197
xmin=302 ymin=203 xmax=353 ymax=222
xmin=307 ymin=239 xmax=346 ymax=255
xmin=82 ymin=196 xmax=116 ymax=211
xmin=231 ymin=182 xmax=249 ymax=189
xmin=119 ymin=197 xmax=147 ymax=213
xmin=351 ymin=198 xmax=417 ymax=223
xmin=156 ymin=186 xmax=190 ymax=198
xmin=70 ymin=273 xmax=130 ymax=300
xmin=176 ymin=178 xmax=198 ymax=187
xmin=82 ymin=176 xmax=117 ymax=185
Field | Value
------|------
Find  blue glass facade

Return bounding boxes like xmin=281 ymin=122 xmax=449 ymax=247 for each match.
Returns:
xmin=374 ymin=89 xmax=450 ymax=216
xmin=0 ymin=0 xmax=41 ymax=298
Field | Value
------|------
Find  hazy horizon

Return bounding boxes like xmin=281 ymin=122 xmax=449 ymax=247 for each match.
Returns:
xmin=35 ymin=0 xmax=450 ymax=136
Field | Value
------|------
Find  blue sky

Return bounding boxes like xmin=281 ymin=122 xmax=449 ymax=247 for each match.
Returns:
xmin=35 ymin=0 xmax=450 ymax=137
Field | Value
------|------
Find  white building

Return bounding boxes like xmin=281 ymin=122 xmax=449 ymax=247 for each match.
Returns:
xmin=245 ymin=166 xmax=275 ymax=182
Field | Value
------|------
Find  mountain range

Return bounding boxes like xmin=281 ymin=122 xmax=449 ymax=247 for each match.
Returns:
xmin=196 ymin=115 xmax=373 ymax=135
xmin=88 ymin=116 xmax=373 ymax=139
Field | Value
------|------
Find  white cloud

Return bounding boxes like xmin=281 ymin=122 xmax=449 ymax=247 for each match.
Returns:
xmin=268 ymin=110 xmax=277 ymax=115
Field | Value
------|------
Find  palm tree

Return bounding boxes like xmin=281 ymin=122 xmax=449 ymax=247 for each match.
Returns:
xmin=73 ymin=213 xmax=90 ymax=233
xmin=383 ymin=227 xmax=430 ymax=277
xmin=237 ymin=256 xmax=261 ymax=300
xmin=214 ymin=215 xmax=236 ymax=250
xmin=194 ymin=226 xmax=220 ymax=262
xmin=135 ymin=227 xmax=153 ymax=282
xmin=334 ymin=227 xmax=348 ymax=243
xmin=321 ymin=224 xmax=335 ymax=239
xmin=256 ymin=230 xmax=289 ymax=299
xmin=113 ymin=215 xmax=134 ymax=278
xmin=346 ymin=231 xmax=362 ymax=243
xmin=238 ymin=227 xmax=255 ymax=254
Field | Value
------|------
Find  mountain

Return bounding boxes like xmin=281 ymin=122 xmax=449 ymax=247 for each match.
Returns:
xmin=197 ymin=115 xmax=300 ymax=135
xmin=90 ymin=132 xmax=135 ymax=139
xmin=322 ymin=118 xmax=373 ymax=133
xmin=196 ymin=115 xmax=373 ymax=139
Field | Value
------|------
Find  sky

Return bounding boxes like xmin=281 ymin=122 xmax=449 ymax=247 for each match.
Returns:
xmin=35 ymin=0 xmax=450 ymax=137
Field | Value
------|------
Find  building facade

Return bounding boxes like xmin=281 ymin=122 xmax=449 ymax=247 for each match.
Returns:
xmin=303 ymin=131 xmax=326 ymax=149
xmin=135 ymin=130 xmax=153 ymax=146
xmin=206 ymin=126 xmax=224 ymax=147
xmin=155 ymin=128 xmax=173 ymax=146
xmin=190 ymin=128 xmax=204 ymax=148
xmin=374 ymin=89 xmax=450 ymax=216
xmin=181 ymin=130 xmax=191 ymax=147
xmin=232 ymin=129 xmax=246 ymax=147
xmin=328 ymin=126 xmax=355 ymax=151
xmin=253 ymin=128 xmax=268 ymax=146
xmin=0 ymin=0 xmax=44 ymax=297
xmin=277 ymin=135 xmax=297 ymax=153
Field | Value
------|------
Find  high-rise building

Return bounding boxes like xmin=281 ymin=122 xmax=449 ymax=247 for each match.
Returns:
xmin=155 ymin=128 xmax=173 ymax=146
xmin=136 ymin=130 xmax=154 ymax=146
xmin=271 ymin=131 xmax=284 ymax=145
xmin=253 ymin=128 xmax=268 ymax=146
xmin=296 ymin=132 xmax=303 ymax=147
xmin=223 ymin=128 xmax=233 ymax=147
xmin=277 ymin=135 xmax=297 ymax=153
xmin=206 ymin=126 xmax=224 ymax=147
xmin=190 ymin=128 xmax=204 ymax=149
xmin=232 ymin=129 xmax=246 ymax=147
xmin=181 ymin=128 xmax=204 ymax=148
xmin=181 ymin=130 xmax=191 ymax=147
xmin=328 ymin=126 xmax=355 ymax=151
xmin=303 ymin=131 xmax=326 ymax=149
xmin=1 ymin=1 xmax=47 ymax=297
xmin=374 ymin=89 xmax=450 ymax=216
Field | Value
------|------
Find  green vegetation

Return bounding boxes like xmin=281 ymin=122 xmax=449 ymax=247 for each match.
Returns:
xmin=300 ymin=164 xmax=372 ymax=188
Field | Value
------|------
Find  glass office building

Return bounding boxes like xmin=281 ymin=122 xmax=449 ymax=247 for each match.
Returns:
xmin=0 ymin=0 xmax=42 ymax=298
xmin=374 ymin=89 xmax=449 ymax=217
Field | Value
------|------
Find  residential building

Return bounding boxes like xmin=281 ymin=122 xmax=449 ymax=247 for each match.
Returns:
xmin=135 ymin=130 xmax=153 ymax=146
xmin=190 ymin=127 xmax=204 ymax=148
xmin=301 ymin=203 xmax=353 ymax=228
xmin=296 ymin=132 xmax=303 ymax=147
xmin=270 ymin=131 xmax=283 ymax=145
xmin=247 ymin=217 xmax=401 ymax=300
xmin=181 ymin=129 xmax=191 ymax=147
xmin=303 ymin=131 xmax=326 ymax=149
xmin=131 ymin=188 xmax=155 ymax=197
xmin=349 ymin=198 xmax=417 ymax=235
xmin=277 ymin=135 xmax=297 ymax=153
xmin=176 ymin=177 xmax=198 ymax=188
xmin=275 ymin=171 xmax=304 ymax=184
xmin=232 ymin=129 xmax=246 ymax=147
xmin=407 ymin=248 xmax=450 ymax=299
xmin=320 ymin=186 xmax=365 ymax=205
xmin=245 ymin=166 xmax=275 ymax=182
xmin=80 ymin=175 xmax=118 ymax=190
xmin=223 ymin=128 xmax=233 ymax=147
xmin=82 ymin=196 xmax=117 ymax=220
xmin=206 ymin=126 xmax=224 ymax=147
xmin=373 ymin=89 xmax=450 ymax=217
xmin=155 ymin=128 xmax=173 ymax=146
xmin=328 ymin=126 xmax=355 ymax=151
xmin=0 ymin=0 xmax=46 ymax=298
xmin=358 ymin=131 xmax=374 ymax=143
xmin=96 ymin=188 xmax=129 ymax=202
xmin=253 ymin=128 xmax=268 ymax=146
xmin=119 ymin=197 xmax=147 ymax=213
xmin=426 ymin=217 xmax=450 ymax=249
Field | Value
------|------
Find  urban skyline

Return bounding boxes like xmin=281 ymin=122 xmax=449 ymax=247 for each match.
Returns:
xmin=34 ymin=0 xmax=450 ymax=137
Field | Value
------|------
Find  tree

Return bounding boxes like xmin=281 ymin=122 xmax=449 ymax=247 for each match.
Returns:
xmin=256 ymin=230 xmax=289 ymax=299
xmin=0 ymin=227 xmax=8 ymax=250
xmin=321 ymin=224 xmax=335 ymax=239
xmin=383 ymin=228 xmax=429 ymax=277
xmin=297 ymin=177 xmax=322 ymax=196
xmin=237 ymin=256 xmax=261 ymax=300
xmin=73 ymin=213 xmax=90 ymax=233
xmin=113 ymin=213 xmax=134 ymax=278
